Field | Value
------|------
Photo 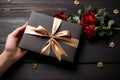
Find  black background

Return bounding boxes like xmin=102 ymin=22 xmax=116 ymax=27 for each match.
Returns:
xmin=0 ymin=0 xmax=120 ymax=80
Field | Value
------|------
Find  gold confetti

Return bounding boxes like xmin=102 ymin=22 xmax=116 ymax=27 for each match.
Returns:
xmin=74 ymin=0 xmax=80 ymax=6
xmin=109 ymin=41 xmax=115 ymax=48
xmin=31 ymin=63 xmax=38 ymax=70
xmin=97 ymin=61 xmax=104 ymax=69
xmin=113 ymin=9 xmax=119 ymax=15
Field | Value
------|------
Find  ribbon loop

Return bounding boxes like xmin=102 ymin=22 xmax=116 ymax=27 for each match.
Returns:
xmin=55 ymin=30 xmax=71 ymax=37
xmin=52 ymin=18 xmax=62 ymax=35
xmin=35 ymin=25 xmax=50 ymax=36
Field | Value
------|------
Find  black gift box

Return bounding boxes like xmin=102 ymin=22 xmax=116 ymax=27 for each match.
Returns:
xmin=19 ymin=11 xmax=82 ymax=62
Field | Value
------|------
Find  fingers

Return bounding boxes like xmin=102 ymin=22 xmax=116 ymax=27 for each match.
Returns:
xmin=10 ymin=22 xmax=28 ymax=38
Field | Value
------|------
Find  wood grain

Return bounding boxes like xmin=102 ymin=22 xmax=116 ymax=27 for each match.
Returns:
xmin=1 ymin=63 xmax=120 ymax=80
xmin=0 ymin=2 xmax=83 ymax=17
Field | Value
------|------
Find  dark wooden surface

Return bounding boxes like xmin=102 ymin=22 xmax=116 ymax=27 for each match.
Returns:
xmin=0 ymin=0 xmax=120 ymax=80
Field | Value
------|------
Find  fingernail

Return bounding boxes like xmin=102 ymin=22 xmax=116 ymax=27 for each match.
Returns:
xmin=22 ymin=22 xmax=28 ymax=27
xmin=25 ymin=21 xmax=28 ymax=25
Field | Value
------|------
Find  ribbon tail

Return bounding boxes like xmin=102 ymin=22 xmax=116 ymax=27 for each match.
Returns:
xmin=51 ymin=39 xmax=68 ymax=61
xmin=41 ymin=40 xmax=51 ymax=56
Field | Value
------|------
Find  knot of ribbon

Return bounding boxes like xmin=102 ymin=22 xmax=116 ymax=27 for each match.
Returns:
xmin=25 ymin=18 xmax=79 ymax=61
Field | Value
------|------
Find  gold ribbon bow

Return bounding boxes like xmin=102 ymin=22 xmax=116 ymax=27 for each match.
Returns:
xmin=25 ymin=18 xmax=79 ymax=61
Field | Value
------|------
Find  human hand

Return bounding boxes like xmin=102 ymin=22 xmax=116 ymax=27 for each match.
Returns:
xmin=3 ymin=22 xmax=28 ymax=62
xmin=0 ymin=22 xmax=28 ymax=76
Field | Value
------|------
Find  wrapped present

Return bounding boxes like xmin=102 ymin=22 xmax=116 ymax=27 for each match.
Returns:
xmin=19 ymin=11 xmax=82 ymax=62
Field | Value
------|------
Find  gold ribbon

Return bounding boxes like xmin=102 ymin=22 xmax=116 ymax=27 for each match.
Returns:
xmin=25 ymin=18 xmax=79 ymax=61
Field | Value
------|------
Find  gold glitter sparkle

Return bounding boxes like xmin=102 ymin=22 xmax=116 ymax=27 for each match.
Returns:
xmin=113 ymin=9 xmax=119 ymax=15
xmin=97 ymin=61 xmax=104 ymax=69
xmin=74 ymin=0 xmax=80 ymax=6
xmin=109 ymin=41 xmax=115 ymax=48
xmin=32 ymin=63 xmax=38 ymax=70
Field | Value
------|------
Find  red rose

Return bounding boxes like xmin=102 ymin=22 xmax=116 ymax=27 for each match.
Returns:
xmin=53 ymin=12 xmax=67 ymax=20
xmin=83 ymin=25 xmax=96 ymax=39
xmin=80 ymin=10 xmax=96 ymax=25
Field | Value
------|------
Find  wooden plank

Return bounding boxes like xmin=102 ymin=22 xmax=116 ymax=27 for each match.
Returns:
xmin=0 ymin=3 xmax=83 ymax=17
xmin=0 ymin=0 xmax=74 ymax=3
xmin=1 ymin=63 xmax=120 ymax=80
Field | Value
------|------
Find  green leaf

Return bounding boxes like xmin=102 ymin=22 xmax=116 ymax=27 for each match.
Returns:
xmin=98 ymin=9 xmax=103 ymax=15
xmin=97 ymin=8 xmax=106 ymax=16
xmin=99 ymin=16 xmax=105 ymax=25
xmin=106 ymin=31 xmax=113 ymax=36
xmin=87 ymin=6 xmax=92 ymax=11
xmin=98 ymin=31 xmax=106 ymax=37
xmin=73 ymin=15 xmax=79 ymax=20
xmin=108 ymin=20 xmax=115 ymax=28
xmin=98 ymin=31 xmax=113 ymax=37
xmin=67 ymin=16 xmax=72 ymax=22
xmin=77 ymin=9 xmax=81 ymax=15
xmin=103 ymin=12 xmax=107 ymax=16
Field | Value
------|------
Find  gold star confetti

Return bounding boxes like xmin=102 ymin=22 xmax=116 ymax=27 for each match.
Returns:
xmin=74 ymin=0 xmax=80 ymax=6
xmin=113 ymin=9 xmax=119 ymax=15
xmin=97 ymin=61 xmax=104 ymax=69
xmin=31 ymin=63 xmax=38 ymax=70
xmin=109 ymin=41 xmax=115 ymax=48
